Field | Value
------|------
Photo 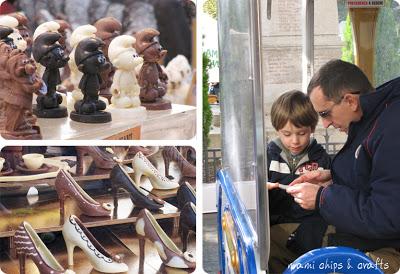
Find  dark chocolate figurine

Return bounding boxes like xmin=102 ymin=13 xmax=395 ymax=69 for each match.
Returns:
xmin=32 ymin=32 xmax=69 ymax=118
xmin=94 ymin=17 xmax=122 ymax=101
xmin=70 ymin=37 xmax=112 ymax=123
xmin=135 ymin=28 xmax=171 ymax=110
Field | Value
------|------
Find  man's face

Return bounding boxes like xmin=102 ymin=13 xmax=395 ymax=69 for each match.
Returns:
xmin=309 ymin=86 xmax=355 ymax=133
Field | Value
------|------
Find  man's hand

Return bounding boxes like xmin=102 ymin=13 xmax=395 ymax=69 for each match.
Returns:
xmin=286 ymin=183 xmax=321 ymax=210
xmin=289 ymin=170 xmax=332 ymax=186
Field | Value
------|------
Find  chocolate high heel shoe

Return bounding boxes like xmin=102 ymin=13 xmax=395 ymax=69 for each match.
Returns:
xmin=132 ymin=152 xmax=179 ymax=190
xmin=176 ymin=181 xmax=196 ymax=210
xmin=110 ymin=164 xmax=164 ymax=210
xmin=55 ymin=170 xmax=112 ymax=224
xmin=63 ymin=215 xmax=128 ymax=273
xmin=136 ymin=209 xmax=196 ymax=269
xmin=162 ymin=146 xmax=196 ymax=179
xmin=75 ymin=146 xmax=116 ymax=175
xmin=179 ymin=202 xmax=196 ymax=252
xmin=15 ymin=221 xmax=75 ymax=274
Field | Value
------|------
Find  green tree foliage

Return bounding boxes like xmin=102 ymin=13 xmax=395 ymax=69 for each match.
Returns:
xmin=374 ymin=0 xmax=400 ymax=86
xmin=203 ymin=53 xmax=213 ymax=147
xmin=341 ymin=13 xmax=354 ymax=63
xmin=203 ymin=0 xmax=217 ymax=19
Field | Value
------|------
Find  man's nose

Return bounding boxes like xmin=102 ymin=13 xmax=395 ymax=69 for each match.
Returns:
xmin=322 ymin=118 xmax=332 ymax=128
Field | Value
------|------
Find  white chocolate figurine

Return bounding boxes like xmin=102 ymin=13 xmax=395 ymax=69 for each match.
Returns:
xmin=164 ymin=55 xmax=192 ymax=104
xmin=0 ymin=15 xmax=27 ymax=51
xmin=67 ymin=24 xmax=97 ymax=109
xmin=108 ymin=35 xmax=143 ymax=108
xmin=33 ymin=21 xmax=60 ymax=41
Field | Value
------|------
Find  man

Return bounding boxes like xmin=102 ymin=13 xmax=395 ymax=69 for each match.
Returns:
xmin=281 ymin=59 xmax=400 ymax=273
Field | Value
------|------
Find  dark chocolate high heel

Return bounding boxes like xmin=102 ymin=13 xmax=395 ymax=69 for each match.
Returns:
xmin=110 ymin=163 xmax=164 ymax=210
xmin=176 ymin=181 xmax=196 ymax=210
xmin=179 ymin=202 xmax=196 ymax=252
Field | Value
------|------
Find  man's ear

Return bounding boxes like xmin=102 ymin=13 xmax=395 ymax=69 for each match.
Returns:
xmin=344 ymin=93 xmax=360 ymax=111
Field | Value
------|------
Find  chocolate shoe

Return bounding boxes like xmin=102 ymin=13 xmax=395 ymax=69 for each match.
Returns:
xmin=110 ymin=163 xmax=164 ymax=210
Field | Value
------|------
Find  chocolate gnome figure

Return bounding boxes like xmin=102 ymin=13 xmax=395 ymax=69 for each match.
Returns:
xmin=0 ymin=27 xmax=43 ymax=139
xmin=9 ymin=12 xmax=32 ymax=55
xmin=70 ymin=37 xmax=112 ymax=123
xmin=135 ymin=28 xmax=171 ymax=110
xmin=94 ymin=17 xmax=122 ymax=101
xmin=0 ymin=25 xmax=16 ymax=49
xmin=32 ymin=32 xmax=69 ymax=118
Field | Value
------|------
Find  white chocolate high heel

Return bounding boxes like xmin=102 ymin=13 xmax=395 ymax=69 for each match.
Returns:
xmin=62 ymin=215 xmax=128 ymax=273
xmin=132 ymin=152 xmax=179 ymax=190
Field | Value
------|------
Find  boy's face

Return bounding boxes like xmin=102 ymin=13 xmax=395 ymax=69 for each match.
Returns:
xmin=277 ymin=121 xmax=313 ymax=155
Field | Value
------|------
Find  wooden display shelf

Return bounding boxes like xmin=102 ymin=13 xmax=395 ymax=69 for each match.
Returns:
xmin=0 ymin=191 xmax=178 ymax=238
xmin=0 ymin=155 xmax=130 ymax=188
xmin=0 ymin=225 xmax=195 ymax=273
xmin=36 ymin=104 xmax=196 ymax=140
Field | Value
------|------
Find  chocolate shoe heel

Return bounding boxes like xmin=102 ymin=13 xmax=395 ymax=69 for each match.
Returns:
xmin=176 ymin=181 xmax=196 ymax=210
xmin=162 ymin=146 xmax=196 ymax=179
xmin=55 ymin=170 xmax=113 ymax=224
xmin=132 ymin=152 xmax=179 ymax=190
xmin=15 ymin=221 xmax=75 ymax=274
xmin=179 ymin=202 xmax=196 ymax=252
xmin=63 ymin=215 xmax=128 ymax=273
xmin=110 ymin=164 xmax=164 ymax=210
xmin=135 ymin=209 xmax=196 ymax=269
xmin=76 ymin=146 xmax=116 ymax=175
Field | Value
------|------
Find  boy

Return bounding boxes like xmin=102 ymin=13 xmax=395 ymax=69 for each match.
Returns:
xmin=267 ymin=90 xmax=331 ymax=255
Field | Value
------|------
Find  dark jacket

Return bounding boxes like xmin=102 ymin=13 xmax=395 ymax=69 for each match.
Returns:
xmin=319 ymin=77 xmax=400 ymax=250
xmin=267 ymin=138 xmax=331 ymax=222
xmin=267 ymin=138 xmax=331 ymax=254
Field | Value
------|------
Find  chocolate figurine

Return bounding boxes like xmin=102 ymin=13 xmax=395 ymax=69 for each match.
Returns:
xmin=70 ymin=37 xmax=112 ymax=123
xmin=0 ymin=39 xmax=43 ymax=139
xmin=67 ymin=24 xmax=97 ymax=106
xmin=109 ymin=35 xmax=143 ymax=108
xmin=135 ymin=28 xmax=171 ymax=110
xmin=94 ymin=17 xmax=122 ymax=101
xmin=0 ymin=25 xmax=16 ymax=49
xmin=32 ymin=32 xmax=69 ymax=118
xmin=9 ymin=12 xmax=32 ymax=55
xmin=0 ymin=16 xmax=26 ymax=52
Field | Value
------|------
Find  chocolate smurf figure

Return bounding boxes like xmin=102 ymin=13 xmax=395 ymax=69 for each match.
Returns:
xmin=135 ymin=28 xmax=171 ymax=110
xmin=70 ymin=37 xmax=112 ymax=123
xmin=0 ymin=26 xmax=16 ymax=49
xmin=32 ymin=32 xmax=69 ymax=118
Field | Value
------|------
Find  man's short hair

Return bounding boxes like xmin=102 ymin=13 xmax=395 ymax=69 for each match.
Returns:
xmin=271 ymin=90 xmax=318 ymax=131
xmin=307 ymin=59 xmax=374 ymax=102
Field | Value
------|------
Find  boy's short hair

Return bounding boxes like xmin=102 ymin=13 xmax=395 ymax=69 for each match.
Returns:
xmin=271 ymin=90 xmax=318 ymax=131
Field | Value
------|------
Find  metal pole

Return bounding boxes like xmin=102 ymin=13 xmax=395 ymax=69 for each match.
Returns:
xmin=249 ymin=0 xmax=269 ymax=271
xmin=302 ymin=0 xmax=314 ymax=93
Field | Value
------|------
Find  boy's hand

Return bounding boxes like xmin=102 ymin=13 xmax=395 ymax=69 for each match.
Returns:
xmin=266 ymin=182 xmax=279 ymax=190
xmin=289 ymin=170 xmax=332 ymax=187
